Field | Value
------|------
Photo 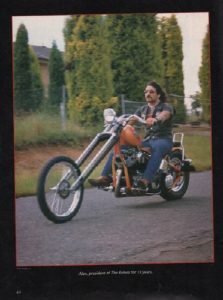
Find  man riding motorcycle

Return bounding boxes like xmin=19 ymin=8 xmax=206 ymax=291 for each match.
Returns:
xmin=89 ymin=80 xmax=174 ymax=191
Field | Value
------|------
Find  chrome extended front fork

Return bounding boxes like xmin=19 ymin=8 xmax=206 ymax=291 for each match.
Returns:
xmin=70 ymin=132 xmax=118 ymax=191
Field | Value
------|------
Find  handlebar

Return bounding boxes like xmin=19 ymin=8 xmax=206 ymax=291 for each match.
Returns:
xmin=117 ymin=114 xmax=147 ymax=125
xmin=131 ymin=114 xmax=147 ymax=125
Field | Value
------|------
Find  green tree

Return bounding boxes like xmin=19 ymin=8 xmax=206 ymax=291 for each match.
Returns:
xmin=48 ymin=41 xmax=65 ymax=108
xmin=199 ymin=28 xmax=210 ymax=123
xmin=14 ymin=24 xmax=32 ymax=112
xmin=106 ymin=14 xmax=164 ymax=101
xmin=63 ymin=16 xmax=78 ymax=43
xmin=64 ymin=15 xmax=117 ymax=125
xmin=159 ymin=15 xmax=186 ymax=123
xmin=190 ymin=91 xmax=201 ymax=121
xmin=29 ymin=47 xmax=44 ymax=110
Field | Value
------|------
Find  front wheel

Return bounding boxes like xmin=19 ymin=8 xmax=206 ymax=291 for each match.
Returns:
xmin=160 ymin=151 xmax=190 ymax=201
xmin=37 ymin=156 xmax=84 ymax=223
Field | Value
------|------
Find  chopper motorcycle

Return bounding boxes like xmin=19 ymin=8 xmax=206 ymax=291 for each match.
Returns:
xmin=37 ymin=108 xmax=194 ymax=223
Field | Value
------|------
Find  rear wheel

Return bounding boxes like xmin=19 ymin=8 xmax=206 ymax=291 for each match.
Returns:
xmin=160 ymin=151 xmax=190 ymax=201
xmin=37 ymin=156 xmax=83 ymax=223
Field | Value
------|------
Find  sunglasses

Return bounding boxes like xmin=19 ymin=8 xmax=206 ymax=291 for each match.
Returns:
xmin=144 ymin=89 xmax=156 ymax=94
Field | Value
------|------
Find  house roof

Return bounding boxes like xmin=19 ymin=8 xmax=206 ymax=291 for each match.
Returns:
xmin=31 ymin=45 xmax=51 ymax=61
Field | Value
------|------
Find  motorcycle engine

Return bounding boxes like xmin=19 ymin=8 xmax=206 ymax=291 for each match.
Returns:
xmin=121 ymin=148 xmax=137 ymax=167
xmin=136 ymin=151 xmax=148 ymax=164
xmin=121 ymin=148 xmax=148 ymax=167
xmin=116 ymin=148 xmax=151 ymax=190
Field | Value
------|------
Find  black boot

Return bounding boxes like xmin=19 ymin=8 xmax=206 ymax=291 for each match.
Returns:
xmin=138 ymin=179 xmax=150 ymax=191
xmin=138 ymin=179 xmax=160 ymax=193
xmin=88 ymin=176 xmax=112 ymax=187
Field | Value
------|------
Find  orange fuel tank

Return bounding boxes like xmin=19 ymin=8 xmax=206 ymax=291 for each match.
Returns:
xmin=119 ymin=125 xmax=141 ymax=146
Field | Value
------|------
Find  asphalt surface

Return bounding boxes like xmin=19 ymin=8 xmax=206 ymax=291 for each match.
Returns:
xmin=16 ymin=171 xmax=213 ymax=266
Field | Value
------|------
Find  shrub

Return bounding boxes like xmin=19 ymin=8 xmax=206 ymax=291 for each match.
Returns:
xmin=15 ymin=112 xmax=96 ymax=149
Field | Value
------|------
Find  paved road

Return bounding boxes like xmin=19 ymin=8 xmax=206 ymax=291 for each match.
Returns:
xmin=16 ymin=171 xmax=213 ymax=266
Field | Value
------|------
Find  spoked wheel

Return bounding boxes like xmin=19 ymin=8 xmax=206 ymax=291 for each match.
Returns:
xmin=160 ymin=151 xmax=190 ymax=201
xmin=37 ymin=156 xmax=83 ymax=223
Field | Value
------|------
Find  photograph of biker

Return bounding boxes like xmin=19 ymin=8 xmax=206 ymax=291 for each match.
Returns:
xmin=89 ymin=80 xmax=175 ymax=192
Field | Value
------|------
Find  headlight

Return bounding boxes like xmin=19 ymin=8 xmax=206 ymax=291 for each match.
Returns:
xmin=104 ymin=108 xmax=116 ymax=123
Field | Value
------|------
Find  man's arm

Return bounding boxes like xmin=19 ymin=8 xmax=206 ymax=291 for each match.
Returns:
xmin=146 ymin=110 xmax=172 ymax=127
xmin=127 ymin=107 xmax=143 ymax=125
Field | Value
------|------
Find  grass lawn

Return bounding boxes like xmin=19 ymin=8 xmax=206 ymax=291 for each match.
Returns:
xmin=15 ymin=112 xmax=211 ymax=197
xmin=15 ymin=134 xmax=211 ymax=197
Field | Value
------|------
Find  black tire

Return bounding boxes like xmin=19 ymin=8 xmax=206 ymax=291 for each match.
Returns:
xmin=160 ymin=151 xmax=190 ymax=201
xmin=37 ymin=156 xmax=84 ymax=223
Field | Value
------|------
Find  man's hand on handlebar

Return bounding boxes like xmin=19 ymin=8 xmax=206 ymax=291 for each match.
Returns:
xmin=146 ymin=117 xmax=157 ymax=127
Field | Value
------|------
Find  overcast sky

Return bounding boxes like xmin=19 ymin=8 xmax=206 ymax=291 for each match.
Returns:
xmin=12 ymin=13 xmax=209 ymax=107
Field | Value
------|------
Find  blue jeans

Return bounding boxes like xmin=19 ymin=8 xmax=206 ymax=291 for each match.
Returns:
xmin=101 ymin=137 xmax=173 ymax=182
